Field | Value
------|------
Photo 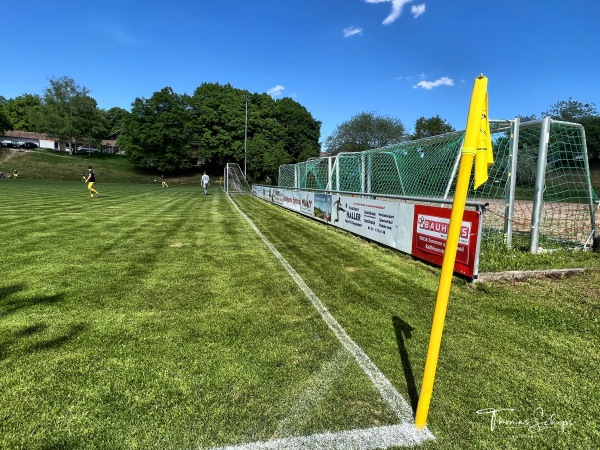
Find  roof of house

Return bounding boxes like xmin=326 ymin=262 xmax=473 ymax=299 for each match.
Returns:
xmin=3 ymin=130 xmax=51 ymax=140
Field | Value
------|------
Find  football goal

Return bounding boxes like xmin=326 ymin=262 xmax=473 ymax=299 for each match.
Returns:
xmin=223 ymin=163 xmax=251 ymax=194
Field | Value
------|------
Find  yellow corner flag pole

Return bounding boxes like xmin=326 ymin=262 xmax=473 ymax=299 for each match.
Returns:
xmin=415 ymin=74 xmax=493 ymax=430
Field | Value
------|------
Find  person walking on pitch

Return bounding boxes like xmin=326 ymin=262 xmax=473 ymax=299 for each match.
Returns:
xmin=202 ymin=171 xmax=210 ymax=195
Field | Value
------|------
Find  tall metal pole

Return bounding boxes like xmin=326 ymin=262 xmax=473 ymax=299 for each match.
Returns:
xmin=244 ymin=96 xmax=248 ymax=180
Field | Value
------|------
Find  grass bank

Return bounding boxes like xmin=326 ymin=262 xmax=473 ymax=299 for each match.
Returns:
xmin=0 ymin=148 xmax=206 ymax=184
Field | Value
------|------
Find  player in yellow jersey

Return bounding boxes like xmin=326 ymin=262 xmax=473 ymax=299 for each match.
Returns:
xmin=85 ymin=166 xmax=100 ymax=198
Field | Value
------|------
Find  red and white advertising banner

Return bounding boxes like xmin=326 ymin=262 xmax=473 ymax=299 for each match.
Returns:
xmin=412 ymin=205 xmax=480 ymax=278
xmin=282 ymin=190 xmax=302 ymax=212
xmin=332 ymin=195 xmax=401 ymax=249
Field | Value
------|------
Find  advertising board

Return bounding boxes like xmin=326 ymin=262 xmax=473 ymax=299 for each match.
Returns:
xmin=412 ymin=205 xmax=480 ymax=277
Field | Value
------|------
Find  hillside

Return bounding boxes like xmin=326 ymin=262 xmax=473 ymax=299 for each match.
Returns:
xmin=0 ymin=149 xmax=206 ymax=184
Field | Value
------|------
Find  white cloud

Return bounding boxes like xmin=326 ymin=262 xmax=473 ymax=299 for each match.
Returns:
xmin=267 ymin=85 xmax=285 ymax=97
xmin=364 ymin=0 xmax=414 ymax=25
xmin=343 ymin=26 xmax=363 ymax=37
xmin=413 ymin=76 xmax=454 ymax=90
xmin=411 ymin=4 xmax=426 ymax=18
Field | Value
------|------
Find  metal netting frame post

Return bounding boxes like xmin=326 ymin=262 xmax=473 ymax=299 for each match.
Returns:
xmin=504 ymin=118 xmax=520 ymax=248
xmin=361 ymin=154 xmax=366 ymax=193
xmin=443 ymin=143 xmax=463 ymax=200
xmin=580 ymin=125 xmax=599 ymax=245
xmin=529 ymin=117 xmax=551 ymax=253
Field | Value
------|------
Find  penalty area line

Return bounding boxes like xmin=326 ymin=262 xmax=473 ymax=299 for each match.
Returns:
xmin=225 ymin=195 xmax=434 ymax=448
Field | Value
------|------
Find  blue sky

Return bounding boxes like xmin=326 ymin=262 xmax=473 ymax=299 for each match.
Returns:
xmin=2 ymin=0 xmax=599 ymax=147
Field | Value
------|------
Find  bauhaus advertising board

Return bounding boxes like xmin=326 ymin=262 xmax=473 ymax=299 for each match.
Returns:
xmin=411 ymin=205 xmax=480 ymax=278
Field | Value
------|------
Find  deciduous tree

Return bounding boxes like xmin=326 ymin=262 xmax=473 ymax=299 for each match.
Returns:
xmin=411 ymin=115 xmax=455 ymax=140
xmin=38 ymin=76 xmax=106 ymax=154
xmin=0 ymin=97 xmax=11 ymax=133
xmin=104 ymin=107 xmax=130 ymax=135
xmin=577 ymin=117 xmax=600 ymax=160
xmin=2 ymin=94 xmax=43 ymax=131
xmin=119 ymin=87 xmax=194 ymax=172
xmin=543 ymin=98 xmax=598 ymax=121
xmin=325 ymin=112 xmax=406 ymax=155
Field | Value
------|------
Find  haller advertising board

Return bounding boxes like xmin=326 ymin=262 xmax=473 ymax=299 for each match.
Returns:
xmin=411 ymin=205 xmax=480 ymax=278
xmin=331 ymin=195 xmax=400 ymax=248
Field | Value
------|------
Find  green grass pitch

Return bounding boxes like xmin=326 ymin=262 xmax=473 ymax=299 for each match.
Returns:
xmin=0 ymin=180 xmax=598 ymax=449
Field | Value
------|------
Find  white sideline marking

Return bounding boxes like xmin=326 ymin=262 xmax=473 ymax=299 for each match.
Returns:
xmin=211 ymin=424 xmax=430 ymax=450
xmin=221 ymin=196 xmax=434 ymax=449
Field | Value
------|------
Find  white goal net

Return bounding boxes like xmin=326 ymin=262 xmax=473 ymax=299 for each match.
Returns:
xmin=224 ymin=163 xmax=251 ymax=194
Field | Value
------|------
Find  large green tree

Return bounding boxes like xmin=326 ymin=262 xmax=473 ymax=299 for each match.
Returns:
xmin=324 ymin=112 xmax=406 ymax=155
xmin=104 ymin=107 xmax=130 ymax=135
xmin=577 ymin=117 xmax=600 ymax=160
xmin=37 ymin=76 xmax=107 ymax=154
xmin=0 ymin=97 xmax=11 ymax=133
xmin=2 ymin=94 xmax=43 ymax=131
xmin=543 ymin=98 xmax=598 ymax=121
xmin=119 ymin=87 xmax=195 ymax=172
xmin=411 ymin=115 xmax=455 ymax=140
xmin=273 ymin=97 xmax=321 ymax=161
xmin=186 ymin=82 xmax=320 ymax=176
xmin=189 ymin=83 xmax=248 ymax=171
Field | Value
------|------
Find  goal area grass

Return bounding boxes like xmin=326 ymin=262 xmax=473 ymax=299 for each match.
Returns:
xmin=0 ymin=180 xmax=598 ymax=449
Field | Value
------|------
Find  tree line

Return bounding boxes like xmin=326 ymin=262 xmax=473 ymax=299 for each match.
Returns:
xmin=0 ymin=77 xmax=321 ymax=179
xmin=325 ymin=100 xmax=600 ymax=160
xmin=1 ymin=76 xmax=598 ymax=180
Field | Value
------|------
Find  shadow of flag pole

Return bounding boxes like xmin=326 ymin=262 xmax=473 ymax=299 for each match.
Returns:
xmin=415 ymin=74 xmax=493 ymax=430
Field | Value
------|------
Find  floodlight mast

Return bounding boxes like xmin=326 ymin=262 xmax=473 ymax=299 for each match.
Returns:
xmin=243 ymin=95 xmax=249 ymax=180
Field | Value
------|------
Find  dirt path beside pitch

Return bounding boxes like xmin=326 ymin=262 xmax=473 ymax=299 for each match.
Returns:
xmin=0 ymin=149 xmax=17 ymax=165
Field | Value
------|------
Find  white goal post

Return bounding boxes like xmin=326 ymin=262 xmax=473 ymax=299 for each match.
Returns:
xmin=223 ymin=163 xmax=251 ymax=194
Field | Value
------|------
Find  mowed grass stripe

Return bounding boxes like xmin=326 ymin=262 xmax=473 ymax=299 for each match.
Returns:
xmin=0 ymin=181 xmax=401 ymax=450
